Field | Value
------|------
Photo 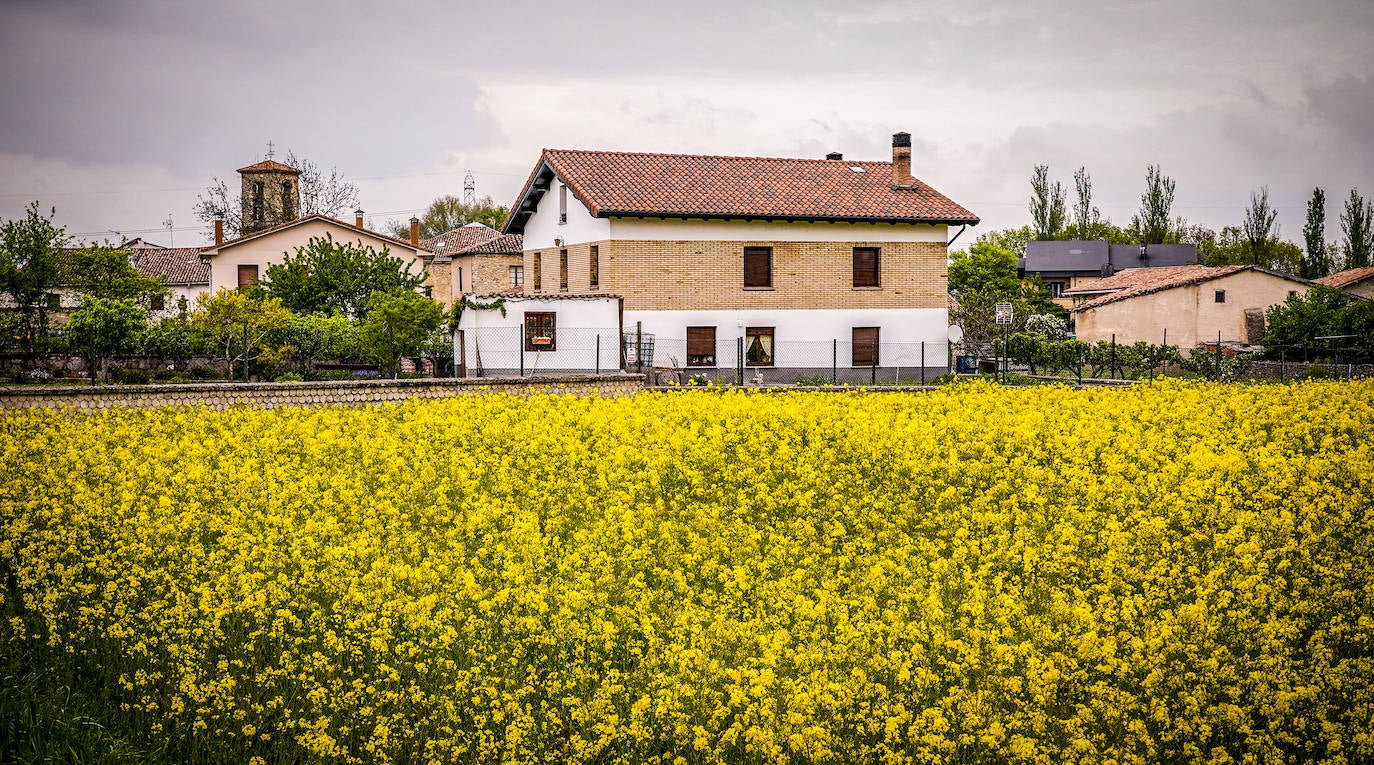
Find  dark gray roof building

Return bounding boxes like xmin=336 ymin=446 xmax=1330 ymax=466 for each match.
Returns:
xmin=1021 ymin=240 xmax=1199 ymax=279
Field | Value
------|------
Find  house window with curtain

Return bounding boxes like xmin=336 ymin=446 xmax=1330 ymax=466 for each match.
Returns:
xmin=745 ymin=327 xmax=774 ymax=366
xmin=510 ymin=265 xmax=524 ymax=288
xmin=687 ymin=326 xmax=716 ymax=367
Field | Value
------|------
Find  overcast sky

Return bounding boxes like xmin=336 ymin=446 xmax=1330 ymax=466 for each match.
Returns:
xmin=1 ymin=0 xmax=1371 ymax=247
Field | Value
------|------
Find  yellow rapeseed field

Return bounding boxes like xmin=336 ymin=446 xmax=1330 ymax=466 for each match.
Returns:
xmin=2 ymin=380 xmax=1373 ymax=763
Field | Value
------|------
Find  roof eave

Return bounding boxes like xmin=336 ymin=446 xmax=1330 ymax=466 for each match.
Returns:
xmin=598 ymin=211 xmax=980 ymax=226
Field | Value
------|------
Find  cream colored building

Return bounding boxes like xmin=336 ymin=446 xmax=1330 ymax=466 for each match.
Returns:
xmin=1068 ymin=265 xmax=1314 ymax=347
xmin=200 ymin=214 xmax=432 ymax=296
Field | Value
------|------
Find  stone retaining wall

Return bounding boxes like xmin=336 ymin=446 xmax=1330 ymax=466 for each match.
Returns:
xmin=0 ymin=374 xmax=645 ymax=412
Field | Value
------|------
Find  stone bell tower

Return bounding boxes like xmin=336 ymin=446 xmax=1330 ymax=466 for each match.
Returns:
xmin=237 ymin=156 xmax=302 ymax=235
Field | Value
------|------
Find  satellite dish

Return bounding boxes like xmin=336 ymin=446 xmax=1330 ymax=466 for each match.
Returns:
xmin=947 ymin=325 xmax=964 ymax=343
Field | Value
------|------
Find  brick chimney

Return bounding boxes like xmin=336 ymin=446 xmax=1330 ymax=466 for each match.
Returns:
xmin=409 ymin=216 xmax=420 ymax=246
xmin=892 ymin=132 xmax=913 ymax=188
xmin=214 ymin=217 xmax=224 ymax=246
xmin=826 ymin=152 xmax=843 ymax=160
xmin=355 ymin=209 xmax=364 ymax=229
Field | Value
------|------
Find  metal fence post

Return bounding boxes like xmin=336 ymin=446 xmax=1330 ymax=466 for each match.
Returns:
xmin=832 ymin=339 xmax=837 ymax=385
xmin=737 ymin=336 xmax=744 ymax=386
xmin=921 ymin=341 xmax=926 ymax=386
xmin=871 ymin=343 xmax=877 ymax=386
xmin=635 ymin=321 xmax=643 ymax=375
xmin=518 ymin=326 xmax=525 ymax=377
xmin=595 ymin=334 xmax=601 ymax=374
xmin=1216 ymin=330 xmax=1222 ymax=379
xmin=1111 ymin=333 xmax=1117 ymax=379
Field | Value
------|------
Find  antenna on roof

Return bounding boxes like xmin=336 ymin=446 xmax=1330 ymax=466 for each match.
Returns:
xmin=463 ymin=170 xmax=476 ymax=206
xmin=162 ymin=214 xmax=173 ymax=247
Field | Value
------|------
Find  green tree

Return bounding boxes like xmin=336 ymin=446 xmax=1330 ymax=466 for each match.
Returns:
xmin=0 ymin=202 xmax=67 ymax=351
xmin=1263 ymin=286 xmax=1374 ymax=361
xmin=1241 ymin=186 xmax=1279 ymax=266
xmin=1130 ymin=164 xmax=1185 ymax=244
xmin=361 ymin=289 xmax=445 ymax=377
xmin=262 ymin=234 xmax=426 ymax=320
xmin=1006 ymin=331 xmax=1050 ymax=374
xmin=138 ymin=313 xmax=210 ymax=361
xmin=191 ymin=289 xmax=292 ymax=380
xmin=64 ymin=297 xmax=145 ymax=384
xmin=1302 ymin=187 xmax=1328 ymax=279
xmin=1071 ymin=166 xmax=1103 ymax=239
xmin=1030 ymin=165 xmax=1067 ymax=241
xmin=66 ymin=244 xmax=170 ymax=307
xmin=948 ymin=241 xmax=1019 ymax=300
xmin=1340 ymin=188 xmax=1373 ymax=269
xmin=389 ymin=195 xmax=511 ymax=240
xmin=270 ymin=312 xmax=364 ymax=374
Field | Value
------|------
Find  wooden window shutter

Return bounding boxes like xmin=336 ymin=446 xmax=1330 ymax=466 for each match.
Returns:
xmin=687 ymin=326 xmax=716 ymax=367
xmin=852 ymin=327 xmax=879 ymax=366
xmin=853 ymin=247 xmax=879 ymax=287
xmin=589 ymin=245 xmax=599 ymax=289
xmin=744 ymin=247 xmax=772 ymax=288
xmin=237 ymin=264 xmax=259 ymax=288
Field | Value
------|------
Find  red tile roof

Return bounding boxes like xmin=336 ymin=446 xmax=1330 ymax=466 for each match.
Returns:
xmin=130 ymin=248 xmax=209 ymax=285
xmin=1315 ymin=266 xmax=1374 ymax=289
xmin=503 ymin=148 xmax=978 ymax=233
xmin=237 ymin=159 xmax=301 ymax=174
xmin=463 ymin=233 xmax=523 ymax=255
xmin=1068 ymin=265 xmax=1308 ymax=312
xmin=420 ymin=224 xmax=501 ymax=256
xmin=205 ymin=214 xmax=429 ymax=255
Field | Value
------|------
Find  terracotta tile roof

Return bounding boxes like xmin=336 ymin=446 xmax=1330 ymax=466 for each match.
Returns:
xmin=469 ymin=289 xmax=621 ymax=301
xmin=1315 ymin=265 xmax=1374 ymax=289
xmin=130 ymin=247 xmax=210 ymax=285
xmin=1068 ymin=265 xmax=1308 ymax=312
xmin=420 ymin=224 xmax=501 ymax=256
xmin=503 ymin=148 xmax=978 ymax=233
xmin=237 ymin=159 xmax=300 ymax=174
xmin=205 ymin=214 xmax=429 ymax=255
xmin=462 ymin=233 xmax=523 ymax=255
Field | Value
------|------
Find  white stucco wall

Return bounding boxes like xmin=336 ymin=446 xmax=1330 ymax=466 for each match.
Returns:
xmin=204 ymin=219 xmax=429 ymax=294
xmin=627 ymin=307 xmax=949 ymax=372
xmin=521 ymin=179 xmax=611 ymax=250
xmin=455 ymin=296 xmax=622 ymax=373
xmin=609 ymin=218 xmax=949 ymax=243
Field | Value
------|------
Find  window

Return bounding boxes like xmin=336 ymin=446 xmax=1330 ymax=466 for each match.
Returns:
xmin=150 ymin=294 xmax=165 ymax=311
xmin=46 ymin=293 xmax=61 ymax=310
xmin=589 ymin=245 xmax=599 ymax=289
xmin=524 ymin=312 xmax=556 ymax=351
xmin=744 ymin=246 xmax=772 ymax=288
xmin=281 ymin=181 xmax=294 ymax=219
xmin=1047 ymin=281 xmax=1066 ymax=298
xmin=559 ymin=249 xmax=568 ymax=291
xmin=423 ymin=285 xmax=433 ymax=298
xmin=852 ymin=327 xmax=880 ymax=367
xmin=237 ymin=264 xmax=259 ymax=288
xmin=533 ymin=252 xmax=542 ymax=291
xmin=510 ymin=265 xmax=524 ymax=288
xmin=1215 ymin=289 xmax=1226 ymax=303
xmin=1288 ymin=290 xmax=1298 ymax=298
xmin=458 ymin=266 xmax=464 ymax=293
xmin=558 ymin=184 xmax=568 ymax=224
xmin=252 ymin=181 xmax=264 ymax=225
xmin=853 ymin=247 xmax=880 ymax=288
xmin=687 ymin=327 xmax=716 ymax=367
xmin=745 ymin=327 xmax=774 ymax=366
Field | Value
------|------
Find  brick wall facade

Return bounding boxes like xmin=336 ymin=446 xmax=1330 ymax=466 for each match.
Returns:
xmin=427 ymin=259 xmax=454 ymax=306
xmin=524 ymin=240 xmax=947 ymax=311
xmin=455 ymin=254 xmax=524 ymax=296
xmin=0 ymin=374 xmax=644 ymax=412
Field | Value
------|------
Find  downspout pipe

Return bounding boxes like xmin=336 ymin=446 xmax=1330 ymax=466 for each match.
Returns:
xmin=947 ymin=224 xmax=970 ymax=248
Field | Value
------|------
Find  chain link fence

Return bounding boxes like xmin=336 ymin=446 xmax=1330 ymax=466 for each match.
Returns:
xmin=457 ymin=325 xmax=950 ymax=385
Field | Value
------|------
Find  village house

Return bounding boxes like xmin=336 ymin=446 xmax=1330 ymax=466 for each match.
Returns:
xmin=1022 ymin=240 xmax=1199 ymax=309
xmin=126 ymin=241 xmax=210 ymax=316
xmin=457 ymin=132 xmax=978 ymax=380
xmin=420 ymin=223 xmax=523 ymax=307
xmin=1315 ymin=266 xmax=1374 ymax=299
xmin=1066 ymin=264 xmax=1314 ymax=347
xmin=199 ymin=159 xmax=433 ymax=296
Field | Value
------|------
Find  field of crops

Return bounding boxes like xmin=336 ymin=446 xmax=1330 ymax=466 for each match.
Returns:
xmin=2 ymin=381 xmax=1373 ymax=763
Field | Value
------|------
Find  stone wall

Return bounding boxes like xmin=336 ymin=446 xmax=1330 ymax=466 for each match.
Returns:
xmin=0 ymin=374 xmax=645 ymax=412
